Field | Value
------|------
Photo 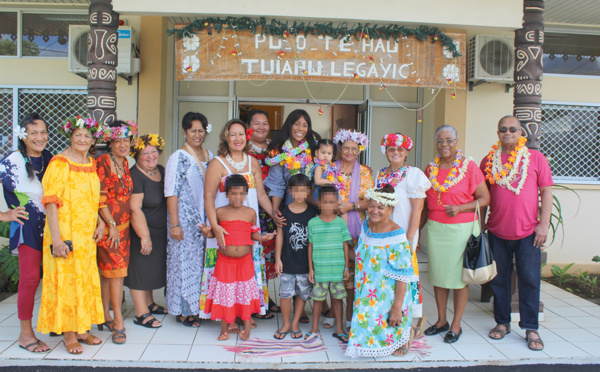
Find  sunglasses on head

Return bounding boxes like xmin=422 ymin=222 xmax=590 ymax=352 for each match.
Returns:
xmin=499 ymin=126 xmax=521 ymax=133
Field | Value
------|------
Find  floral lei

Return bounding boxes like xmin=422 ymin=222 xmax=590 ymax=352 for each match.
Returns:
xmin=428 ymin=149 xmax=471 ymax=199
xmin=365 ymin=188 xmax=399 ymax=207
xmin=265 ymin=139 xmax=314 ymax=178
xmin=314 ymin=157 xmax=345 ymax=191
xmin=484 ymin=137 xmax=530 ymax=195
xmin=60 ymin=116 xmax=102 ymax=138
xmin=101 ymin=120 xmax=138 ymax=141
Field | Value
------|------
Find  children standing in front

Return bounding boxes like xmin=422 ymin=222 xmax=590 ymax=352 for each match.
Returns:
xmin=200 ymin=174 xmax=275 ymax=341
xmin=273 ymin=174 xmax=318 ymax=340
xmin=306 ymin=185 xmax=352 ymax=343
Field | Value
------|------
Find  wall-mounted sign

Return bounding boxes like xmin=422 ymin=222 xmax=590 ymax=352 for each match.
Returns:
xmin=175 ymin=27 xmax=466 ymax=89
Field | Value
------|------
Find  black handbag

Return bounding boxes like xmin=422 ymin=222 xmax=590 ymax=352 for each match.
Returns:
xmin=462 ymin=202 xmax=497 ymax=285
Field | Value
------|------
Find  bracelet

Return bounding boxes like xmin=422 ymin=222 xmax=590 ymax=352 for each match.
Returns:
xmin=344 ymin=268 xmax=349 ymax=270
xmin=169 ymin=223 xmax=180 ymax=229
xmin=107 ymin=220 xmax=117 ymax=227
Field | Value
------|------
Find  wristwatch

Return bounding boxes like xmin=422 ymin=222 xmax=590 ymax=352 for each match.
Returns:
xmin=107 ymin=220 xmax=117 ymax=227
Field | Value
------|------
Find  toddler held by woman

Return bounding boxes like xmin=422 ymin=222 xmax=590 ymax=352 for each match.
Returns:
xmin=312 ymin=139 xmax=347 ymax=223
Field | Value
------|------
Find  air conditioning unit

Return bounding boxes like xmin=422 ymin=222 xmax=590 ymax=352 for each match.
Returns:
xmin=468 ymin=35 xmax=514 ymax=83
xmin=68 ymin=25 xmax=140 ymax=75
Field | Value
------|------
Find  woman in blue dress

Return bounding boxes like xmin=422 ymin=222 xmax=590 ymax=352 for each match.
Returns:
xmin=345 ymin=185 xmax=416 ymax=358
xmin=0 ymin=113 xmax=52 ymax=352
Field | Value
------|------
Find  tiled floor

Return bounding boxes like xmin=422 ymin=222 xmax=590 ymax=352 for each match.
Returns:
xmin=1 ymin=263 xmax=600 ymax=369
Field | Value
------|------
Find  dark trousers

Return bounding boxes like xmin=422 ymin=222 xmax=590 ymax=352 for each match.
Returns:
xmin=489 ymin=232 xmax=541 ymax=330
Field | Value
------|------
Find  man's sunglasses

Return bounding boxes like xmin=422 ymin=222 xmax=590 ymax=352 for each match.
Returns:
xmin=499 ymin=127 xmax=521 ymax=133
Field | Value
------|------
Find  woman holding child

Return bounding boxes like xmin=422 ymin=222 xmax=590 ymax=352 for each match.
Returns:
xmin=346 ymin=185 xmax=416 ymax=358
xmin=201 ymin=119 xmax=276 ymax=338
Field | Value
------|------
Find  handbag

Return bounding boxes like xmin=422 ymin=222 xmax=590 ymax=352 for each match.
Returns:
xmin=462 ymin=201 xmax=497 ymax=285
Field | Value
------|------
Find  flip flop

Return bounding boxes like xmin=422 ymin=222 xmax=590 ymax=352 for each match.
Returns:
xmin=19 ymin=340 xmax=49 ymax=353
xmin=299 ymin=315 xmax=310 ymax=324
xmin=291 ymin=330 xmax=303 ymax=339
xmin=273 ymin=329 xmax=289 ymax=340
xmin=304 ymin=331 xmax=319 ymax=341
xmin=333 ymin=333 xmax=349 ymax=343
xmin=323 ymin=317 xmax=335 ymax=329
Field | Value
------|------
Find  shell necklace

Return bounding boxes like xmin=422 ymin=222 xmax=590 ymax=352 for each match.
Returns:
xmin=226 ymin=153 xmax=248 ymax=172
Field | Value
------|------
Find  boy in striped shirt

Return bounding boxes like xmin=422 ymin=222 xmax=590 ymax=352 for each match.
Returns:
xmin=307 ymin=185 xmax=351 ymax=343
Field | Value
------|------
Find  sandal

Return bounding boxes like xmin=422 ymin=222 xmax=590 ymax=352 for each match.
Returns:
xmin=489 ymin=324 xmax=511 ymax=340
xmin=19 ymin=340 xmax=49 ymax=353
xmin=268 ymin=299 xmax=281 ymax=313
xmin=176 ymin=316 xmax=200 ymax=328
xmin=148 ymin=302 xmax=168 ymax=315
xmin=299 ymin=315 xmax=310 ymax=324
xmin=134 ymin=313 xmax=162 ymax=328
xmin=65 ymin=341 xmax=83 ymax=355
xmin=526 ymin=330 xmax=544 ymax=351
xmin=304 ymin=331 xmax=319 ymax=341
xmin=413 ymin=316 xmax=427 ymax=338
xmin=76 ymin=334 xmax=102 ymax=346
xmin=333 ymin=333 xmax=349 ymax=343
xmin=291 ymin=330 xmax=303 ymax=339
xmin=273 ymin=329 xmax=289 ymax=340
xmin=253 ymin=312 xmax=275 ymax=320
xmin=111 ymin=329 xmax=126 ymax=345
xmin=97 ymin=320 xmax=114 ymax=332
xmin=392 ymin=328 xmax=415 ymax=357
xmin=323 ymin=317 xmax=335 ymax=328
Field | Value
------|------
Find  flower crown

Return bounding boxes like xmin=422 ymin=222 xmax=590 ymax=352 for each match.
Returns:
xmin=60 ymin=116 xmax=103 ymax=138
xmin=101 ymin=120 xmax=138 ymax=142
xmin=380 ymin=133 xmax=413 ymax=154
xmin=131 ymin=133 xmax=165 ymax=157
xmin=333 ymin=129 xmax=368 ymax=152
xmin=365 ymin=188 xmax=399 ymax=207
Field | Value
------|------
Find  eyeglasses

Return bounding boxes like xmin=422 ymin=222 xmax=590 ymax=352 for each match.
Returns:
xmin=435 ymin=139 xmax=456 ymax=145
xmin=341 ymin=146 xmax=359 ymax=154
xmin=499 ymin=126 xmax=521 ymax=133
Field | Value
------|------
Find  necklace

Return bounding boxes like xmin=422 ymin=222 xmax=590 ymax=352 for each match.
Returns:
xmin=183 ymin=143 xmax=208 ymax=178
xmin=428 ymin=149 xmax=471 ymax=204
xmin=137 ymin=164 xmax=158 ymax=177
xmin=110 ymin=153 xmax=132 ymax=196
xmin=389 ymin=163 xmax=406 ymax=173
xmin=377 ymin=165 xmax=408 ymax=188
xmin=249 ymin=139 xmax=269 ymax=154
xmin=226 ymin=153 xmax=248 ymax=172
xmin=484 ymin=137 xmax=530 ymax=194
xmin=24 ymin=152 xmax=45 ymax=175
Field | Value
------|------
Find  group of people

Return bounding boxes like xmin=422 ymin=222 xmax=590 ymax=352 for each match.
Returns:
xmin=0 ymin=108 xmax=552 ymax=358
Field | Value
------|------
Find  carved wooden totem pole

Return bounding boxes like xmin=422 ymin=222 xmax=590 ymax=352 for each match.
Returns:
xmin=514 ymin=0 xmax=544 ymax=150
xmin=88 ymin=0 xmax=119 ymax=125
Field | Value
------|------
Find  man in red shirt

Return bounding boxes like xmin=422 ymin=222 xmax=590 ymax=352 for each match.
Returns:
xmin=480 ymin=115 xmax=553 ymax=351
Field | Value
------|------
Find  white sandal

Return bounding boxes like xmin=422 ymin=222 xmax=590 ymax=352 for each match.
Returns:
xmin=323 ymin=317 xmax=335 ymax=329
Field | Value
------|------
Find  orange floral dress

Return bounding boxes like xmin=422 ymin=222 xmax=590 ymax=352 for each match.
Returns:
xmin=96 ymin=153 xmax=132 ymax=278
xmin=37 ymin=155 xmax=104 ymax=334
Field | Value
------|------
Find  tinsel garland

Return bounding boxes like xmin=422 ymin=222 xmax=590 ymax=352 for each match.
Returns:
xmin=166 ymin=16 xmax=461 ymax=58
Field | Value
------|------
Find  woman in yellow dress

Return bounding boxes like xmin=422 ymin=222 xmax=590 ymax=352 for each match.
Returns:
xmin=37 ymin=117 xmax=106 ymax=354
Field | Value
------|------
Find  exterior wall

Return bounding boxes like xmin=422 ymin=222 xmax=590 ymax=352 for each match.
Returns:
xmin=114 ymin=0 xmax=522 ymax=31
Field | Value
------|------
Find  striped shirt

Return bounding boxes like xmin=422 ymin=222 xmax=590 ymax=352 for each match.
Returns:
xmin=308 ymin=216 xmax=351 ymax=282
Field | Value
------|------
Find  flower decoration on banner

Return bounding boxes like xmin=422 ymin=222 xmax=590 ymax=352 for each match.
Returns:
xmin=443 ymin=42 xmax=460 ymax=59
xmin=167 ymin=16 xmax=462 ymax=58
xmin=484 ymin=136 xmax=530 ymax=194
xmin=17 ymin=127 xmax=28 ymax=140
xmin=183 ymin=55 xmax=200 ymax=73
xmin=130 ymin=133 xmax=165 ymax=157
xmin=442 ymin=64 xmax=460 ymax=82
xmin=314 ymin=157 xmax=345 ymax=191
xmin=246 ymin=128 xmax=254 ymax=141
xmin=266 ymin=139 xmax=314 ymax=178
xmin=333 ymin=129 xmax=369 ymax=152
xmin=206 ymin=123 xmax=213 ymax=133
xmin=380 ymin=133 xmax=413 ymax=154
xmin=182 ymin=35 xmax=200 ymax=51
xmin=59 ymin=116 xmax=102 ymax=138
xmin=101 ymin=120 xmax=138 ymax=142
xmin=365 ymin=188 xmax=399 ymax=207
xmin=428 ymin=149 xmax=471 ymax=196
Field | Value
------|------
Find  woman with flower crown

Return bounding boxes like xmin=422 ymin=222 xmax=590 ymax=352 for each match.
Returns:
xmin=421 ymin=125 xmax=489 ymax=344
xmin=37 ymin=116 xmax=106 ymax=354
xmin=164 ymin=112 xmax=214 ymax=328
xmin=376 ymin=133 xmax=431 ymax=340
xmin=331 ymin=129 xmax=374 ymax=330
xmin=125 ymin=134 xmax=168 ymax=330
xmin=95 ymin=119 xmax=137 ymax=344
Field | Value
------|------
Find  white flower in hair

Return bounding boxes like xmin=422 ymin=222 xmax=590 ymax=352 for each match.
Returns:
xmin=76 ymin=118 xmax=85 ymax=128
xmin=206 ymin=123 xmax=213 ymax=133
xmin=17 ymin=127 xmax=28 ymax=140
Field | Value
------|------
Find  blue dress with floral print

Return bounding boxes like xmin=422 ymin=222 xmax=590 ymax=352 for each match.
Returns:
xmin=345 ymin=220 xmax=416 ymax=358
